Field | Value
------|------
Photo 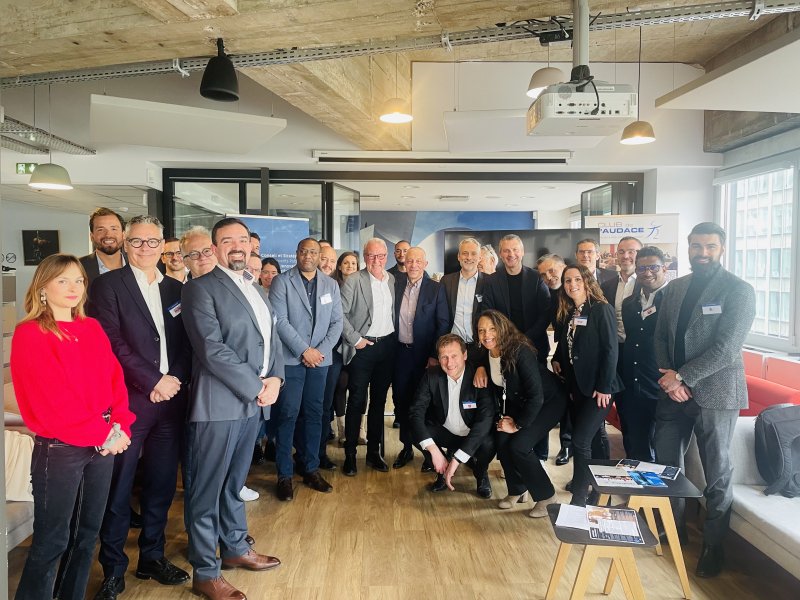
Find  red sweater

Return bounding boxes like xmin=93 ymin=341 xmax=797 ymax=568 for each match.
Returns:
xmin=10 ymin=317 xmax=135 ymax=447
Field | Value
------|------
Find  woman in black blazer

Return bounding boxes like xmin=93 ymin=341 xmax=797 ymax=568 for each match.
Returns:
xmin=552 ymin=264 xmax=623 ymax=506
xmin=476 ymin=310 xmax=566 ymax=517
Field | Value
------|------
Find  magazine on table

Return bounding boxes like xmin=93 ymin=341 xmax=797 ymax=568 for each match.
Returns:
xmin=617 ymin=459 xmax=681 ymax=480
xmin=588 ymin=465 xmax=642 ymax=488
xmin=587 ymin=505 xmax=645 ymax=544
xmin=627 ymin=470 xmax=668 ymax=487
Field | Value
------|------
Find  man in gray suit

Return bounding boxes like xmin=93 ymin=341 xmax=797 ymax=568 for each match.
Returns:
xmin=269 ymin=238 xmax=343 ymax=501
xmin=653 ymin=221 xmax=755 ymax=578
xmin=181 ymin=217 xmax=285 ymax=600
xmin=340 ymin=237 xmax=396 ymax=476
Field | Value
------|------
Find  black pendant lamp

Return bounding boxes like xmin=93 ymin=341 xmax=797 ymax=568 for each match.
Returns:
xmin=200 ymin=38 xmax=239 ymax=102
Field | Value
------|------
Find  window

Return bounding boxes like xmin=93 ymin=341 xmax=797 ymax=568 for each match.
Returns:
xmin=719 ymin=164 xmax=797 ymax=351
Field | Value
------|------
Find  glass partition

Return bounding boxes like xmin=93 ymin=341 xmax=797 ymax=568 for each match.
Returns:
xmin=173 ymin=182 xmax=239 ymax=237
xmin=268 ymin=183 xmax=323 ymax=239
xmin=329 ymin=183 xmax=361 ymax=252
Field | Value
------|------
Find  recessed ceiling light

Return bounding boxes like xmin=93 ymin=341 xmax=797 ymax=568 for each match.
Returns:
xmin=401 ymin=195 xmax=416 ymax=199
xmin=543 ymin=185 xmax=557 ymax=190
xmin=505 ymin=203 xmax=519 ymax=207
xmin=403 ymin=185 xmax=420 ymax=189
xmin=521 ymin=195 xmax=536 ymax=199
xmin=486 ymin=195 xmax=501 ymax=199
xmin=279 ymin=194 xmax=295 ymax=198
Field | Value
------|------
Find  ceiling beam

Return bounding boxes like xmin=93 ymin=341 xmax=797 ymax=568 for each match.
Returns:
xmin=243 ymin=54 xmax=411 ymax=151
xmin=129 ymin=0 xmax=238 ymax=23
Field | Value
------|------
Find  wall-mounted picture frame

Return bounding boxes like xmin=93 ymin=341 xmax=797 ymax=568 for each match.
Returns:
xmin=22 ymin=230 xmax=60 ymax=266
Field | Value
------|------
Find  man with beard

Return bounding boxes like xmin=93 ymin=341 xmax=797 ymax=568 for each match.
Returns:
xmin=318 ymin=245 xmax=337 ymax=277
xmin=161 ymin=237 xmax=187 ymax=283
xmin=388 ymin=240 xmax=410 ymax=276
xmin=654 ymin=222 xmax=755 ymax=578
xmin=80 ymin=207 xmax=126 ymax=293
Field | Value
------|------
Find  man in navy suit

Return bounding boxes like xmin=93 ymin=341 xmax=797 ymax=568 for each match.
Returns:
xmin=575 ymin=238 xmax=616 ymax=285
xmin=89 ymin=215 xmax=191 ymax=600
xmin=268 ymin=238 xmax=343 ymax=501
xmin=391 ymin=247 xmax=449 ymax=469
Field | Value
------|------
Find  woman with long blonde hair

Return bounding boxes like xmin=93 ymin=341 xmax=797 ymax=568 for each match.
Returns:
xmin=11 ymin=254 xmax=135 ymax=600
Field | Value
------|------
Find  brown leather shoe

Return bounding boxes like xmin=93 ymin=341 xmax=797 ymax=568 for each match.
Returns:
xmin=303 ymin=470 xmax=333 ymax=493
xmin=221 ymin=549 xmax=281 ymax=571
xmin=191 ymin=576 xmax=246 ymax=600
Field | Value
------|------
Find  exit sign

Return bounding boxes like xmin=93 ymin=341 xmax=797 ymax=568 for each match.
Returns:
xmin=16 ymin=163 xmax=38 ymax=175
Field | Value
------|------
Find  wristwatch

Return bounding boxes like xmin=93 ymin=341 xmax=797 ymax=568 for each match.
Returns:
xmin=675 ymin=371 xmax=684 ymax=382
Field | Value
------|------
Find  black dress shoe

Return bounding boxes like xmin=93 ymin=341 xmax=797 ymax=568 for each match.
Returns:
xmin=94 ymin=576 xmax=125 ymax=600
xmin=252 ymin=443 xmax=265 ymax=466
xmin=392 ymin=447 xmax=414 ymax=469
xmin=392 ymin=420 xmax=400 ymax=429
xmin=263 ymin=440 xmax=276 ymax=462
xmin=129 ymin=508 xmax=142 ymax=529
xmin=587 ymin=489 xmax=601 ymax=506
xmin=430 ymin=474 xmax=447 ymax=492
xmin=135 ymin=557 xmax=189 ymax=585
xmin=319 ymin=455 xmax=337 ymax=471
xmin=303 ymin=470 xmax=333 ymax=493
xmin=564 ymin=480 xmax=573 ymax=492
xmin=343 ymin=454 xmax=357 ymax=477
xmin=366 ymin=451 xmax=389 ymax=472
xmin=476 ymin=472 xmax=493 ymax=499
xmin=276 ymin=477 xmax=294 ymax=501
xmin=421 ymin=454 xmax=434 ymax=473
xmin=555 ymin=447 xmax=572 ymax=466
xmin=696 ymin=543 xmax=724 ymax=578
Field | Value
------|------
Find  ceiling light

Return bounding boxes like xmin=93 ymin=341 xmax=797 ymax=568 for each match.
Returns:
xmin=28 ymin=163 xmax=73 ymax=190
xmin=379 ymin=98 xmax=413 ymax=123
xmin=200 ymin=38 xmax=239 ymax=102
xmin=403 ymin=184 xmax=420 ymax=189
xmin=621 ymin=26 xmax=655 ymax=145
xmin=526 ymin=66 xmax=564 ymax=99
xmin=401 ymin=195 xmax=416 ymax=199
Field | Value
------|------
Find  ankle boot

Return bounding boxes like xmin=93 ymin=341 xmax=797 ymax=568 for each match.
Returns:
xmin=498 ymin=491 xmax=530 ymax=509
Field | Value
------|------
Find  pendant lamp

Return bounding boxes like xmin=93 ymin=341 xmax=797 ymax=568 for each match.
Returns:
xmin=28 ymin=85 xmax=73 ymax=190
xmin=200 ymin=38 xmax=239 ymax=102
xmin=379 ymin=54 xmax=412 ymax=123
xmin=621 ymin=27 xmax=655 ymax=145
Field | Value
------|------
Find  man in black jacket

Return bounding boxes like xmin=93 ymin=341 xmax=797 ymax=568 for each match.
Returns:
xmin=409 ymin=334 xmax=494 ymax=498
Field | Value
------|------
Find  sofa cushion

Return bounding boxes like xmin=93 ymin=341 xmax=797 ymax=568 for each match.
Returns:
xmin=6 ymin=500 xmax=34 ymax=551
xmin=685 ymin=417 xmax=764 ymax=488
xmin=742 ymin=375 xmax=800 ymax=417
xmin=732 ymin=483 xmax=800 ymax=565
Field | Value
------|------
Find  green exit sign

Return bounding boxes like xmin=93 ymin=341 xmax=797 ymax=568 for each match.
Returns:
xmin=16 ymin=163 xmax=39 ymax=175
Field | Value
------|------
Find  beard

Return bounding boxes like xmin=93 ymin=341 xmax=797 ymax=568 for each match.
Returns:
xmin=689 ymin=256 xmax=718 ymax=276
xmin=96 ymin=242 xmax=121 ymax=256
xmin=228 ymin=258 xmax=246 ymax=271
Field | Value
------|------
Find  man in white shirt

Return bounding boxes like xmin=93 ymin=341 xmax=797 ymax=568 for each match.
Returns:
xmin=408 ymin=335 xmax=494 ymax=497
xmin=439 ymin=237 xmax=485 ymax=356
xmin=339 ymin=237 xmax=396 ymax=476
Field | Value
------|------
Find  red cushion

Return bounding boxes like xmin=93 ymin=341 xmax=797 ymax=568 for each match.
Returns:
xmin=606 ymin=404 xmax=621 ymax=430
xmin=742 ymin=374 xmax=800 ymax=416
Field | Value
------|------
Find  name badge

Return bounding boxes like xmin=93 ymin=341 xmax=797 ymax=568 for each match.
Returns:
xmin=475 ymin=294 xmax=483 ymax=303
xmin=320 ymin=293 xmax=332 ymax=305
xmin=573 ymin=316 xmax=588 ymax=327
xmin=462 ymin=400 xmax=477 ymax=410
xmin=642 ymin=305 xmax=657 ymax=319
xmin=702 ymin=304 xmax=722 ymax=315
xmin=168 ymin=301 xmax=181 ymax=317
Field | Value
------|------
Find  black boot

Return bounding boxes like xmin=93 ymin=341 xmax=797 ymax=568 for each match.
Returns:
xmin=343 ymin=453 xmax=357 ymax=477
xmin=696 ymin=543 xmax=724 ymax=578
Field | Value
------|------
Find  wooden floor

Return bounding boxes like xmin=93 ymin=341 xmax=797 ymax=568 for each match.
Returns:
xmin=8 ymin=422 xmax=799 ymax=600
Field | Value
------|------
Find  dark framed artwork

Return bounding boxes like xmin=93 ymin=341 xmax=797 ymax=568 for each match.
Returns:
xmin=22 ymin=230 xmax=60 ymax=266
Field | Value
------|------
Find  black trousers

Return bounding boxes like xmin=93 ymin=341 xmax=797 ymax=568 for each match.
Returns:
xmin=392 ymin=344 xmax=428 ymax=448
xmin=345 ymin=336 xmax=396 ymax=454
xmin=496 ymin=396 xmax=565 ymax=501
xmin=416 ymin=423 xmax=495 ymax=475
xmin=567 ymin=383 xmax=612 ymax=506
xmin=617 ymin=392 xmax=658 ymax=461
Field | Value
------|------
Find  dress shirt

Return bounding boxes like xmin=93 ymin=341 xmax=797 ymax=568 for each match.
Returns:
xmin=301 ymin=272 xmax=318 ymax=328
xmin=398 ymin=277 xmax=421 ymax=344
xmin=640 ymin=280 xmax=669 ymax=315
xmin=131 ymin=265 xmax=168 ymax=374
xmin=452 ymin=271 xmax=478 ymax=342
xmin=420 ymin=371 xmax=472 ymax=462
xmin=97 ymin=252 xmax=126 ymax=276
xmin=219 ymin=265 xmax=272 ymax=377
xmin=615 ymin=273 xmax=637 ymax=342
xmin=365 ymin=271 xmax=394 ymax=337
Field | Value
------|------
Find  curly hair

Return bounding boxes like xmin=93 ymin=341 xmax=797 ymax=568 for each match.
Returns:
xmin=556 ymin=264 xmax=607 ymax=325
xmin=476 ymin=309 xmax=534 ymax=373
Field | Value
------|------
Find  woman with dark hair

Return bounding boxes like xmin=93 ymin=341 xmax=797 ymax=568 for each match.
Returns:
xmin=476 ymin=309 xmax=566 ymax=517
xmin=11 ymin=254 xmax=135 ymax=600
xmin=551 ymin=264 xmax=623 ymax=506
xmin=334 ymin=251 xmax=359 ymax=287
xmin=259 ymin=256 xmax=281 ymax=291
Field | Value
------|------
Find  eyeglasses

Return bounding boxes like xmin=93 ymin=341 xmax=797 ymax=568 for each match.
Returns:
xmin=635 ymin=264 xmax=664 ymax=274
xmin=365 ymin=253 xmax=387 ymax=260
xmin=161 ymin=251 xmax=183 ymax=259
xmin=127 ymin=238 xmax=163 ymax=248
xmin=298 ymin=249 xmax=320 ymax=256
xmin=183 ymin=248 xmax=214 ymax=260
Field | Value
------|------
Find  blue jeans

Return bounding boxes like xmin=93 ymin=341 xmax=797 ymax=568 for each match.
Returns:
xmin=16 ymin=438 xmax=113 ymax=600
xmin=274 ymin=364 xmax=329 ymax=478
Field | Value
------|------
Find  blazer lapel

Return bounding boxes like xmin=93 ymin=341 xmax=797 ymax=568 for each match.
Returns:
xmin=213 ymin=267 xmax=261 ymax=332
xmin=359 ymin=270 xmax=374 ymax=322
xmin=498 ymin=269 xmax=511 ymax=313
xmin=290 ymin=268 xmax=313 ymax=316
xmin=437 ymin=371 xmax=449 ymax=420
xmin=121 ymin=268 xmax=157 ymax=333
xmin=446 ymin=275 xmax=458 ymax=312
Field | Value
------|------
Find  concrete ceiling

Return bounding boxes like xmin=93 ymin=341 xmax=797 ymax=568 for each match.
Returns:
xmin=0 ymin=1 xmax=781 ymax=151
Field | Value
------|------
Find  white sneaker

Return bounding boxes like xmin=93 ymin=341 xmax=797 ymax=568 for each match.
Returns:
xmin=239 ymin=486 xmax=260 ymax=502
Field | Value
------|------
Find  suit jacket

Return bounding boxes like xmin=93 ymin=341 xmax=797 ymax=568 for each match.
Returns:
xmin=409 ymin=363 xmax=494 ymax=459
xmin=554 ymin=301 xmax=623 ymax=397
xmin=181 ymin=266 xmax=285 ymax=422
xmin=340 ymin=269 xmax=396 ymax=365
xmin=653 ymin=266 xmax=755 ymax=410
xmin=88 ymin=266 xmax=190 ymax=415
xmin=439 ymin=270 xmax=486 ymax=341
xmin=601 ymin=275 xmax=640 ymax=309
xmin=621 ymin=286 xmax=668 ymax=399
xmin=482 ymin=265 xmax=551 ymax=359
xmin=80 ymin=251 xmax=127 ymax=298
xmin=269 ymin=266 xmax=343 ymax=367
xmin=393 ymin=272 xmax=450 ymax=361
xmin=596 ymin=267 xmax=618 ymax=286
xmin=479 ymin=345 xmax=548 ymax=428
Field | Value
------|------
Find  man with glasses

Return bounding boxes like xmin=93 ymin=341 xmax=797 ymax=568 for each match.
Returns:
xmin=180 ymin=227 xmax=217 ymax=280
xmin=575 ymin=238 xmax=616 ymax=285
xmin=161 ymin=237 xmax=187 ymax=283
xmin=600 ymin=236 xmax=643 ymax=458
xmin=269 ymin=238 xmax=343 ymax=500
xmin=340 ymin=237 xmax=396 ymax=476
xmin=90 ymin=215 xmax=191 ymax=599
xmin=620 ymin=246 xmax=669 ymax=462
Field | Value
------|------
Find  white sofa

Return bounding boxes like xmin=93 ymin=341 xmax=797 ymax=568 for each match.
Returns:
xmin=685 ymin=416 xmax=800 ymax=580
xmin=4 ymin=411 xmax=34 ymax=552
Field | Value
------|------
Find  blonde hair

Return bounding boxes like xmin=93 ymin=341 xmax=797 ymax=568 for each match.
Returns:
xmin=20 ymin=254 xmax=87 ymax=340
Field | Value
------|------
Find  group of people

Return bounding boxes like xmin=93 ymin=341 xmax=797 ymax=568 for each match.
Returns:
xmin=10 ymin=206 xmax=754 ymax=600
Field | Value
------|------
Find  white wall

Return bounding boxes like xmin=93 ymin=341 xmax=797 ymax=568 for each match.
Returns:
xmin=1 ymin=201 xmax=90 ymax=316
xmin=537 ymin=207 xmax=573 ymax=229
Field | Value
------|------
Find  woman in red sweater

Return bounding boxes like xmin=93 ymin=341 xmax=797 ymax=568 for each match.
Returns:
xmin=11 ymin=254 xmax=135 ymax=600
